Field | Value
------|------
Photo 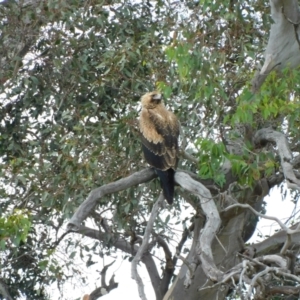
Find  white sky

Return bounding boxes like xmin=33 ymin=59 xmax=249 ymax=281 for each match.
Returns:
xmin=249 ymin=185 xmax=296 ymax=244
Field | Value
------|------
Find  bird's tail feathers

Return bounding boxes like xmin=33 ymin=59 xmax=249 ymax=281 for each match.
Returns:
xmin=156 ymin=169 xmax=175 ymax=204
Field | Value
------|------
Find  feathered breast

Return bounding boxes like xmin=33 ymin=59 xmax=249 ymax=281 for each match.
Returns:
xmin=139 ymin=105 xmax=179 ymax=170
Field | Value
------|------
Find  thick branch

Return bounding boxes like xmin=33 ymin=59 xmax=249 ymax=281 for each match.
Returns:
xmin=266 ymin=285 xmax=300 ymax=296
xmin=252 ymin=0 xmax=300 ymax=92
xmin=175 ymin=171 xmax=223 ymax=282
xmin=68 ymin=168 xmax=156 ymax=229
xmin=254 ymin=128 xmax=300 ymax=190
xmin=254 ymin=221 xmax=300 ymax=255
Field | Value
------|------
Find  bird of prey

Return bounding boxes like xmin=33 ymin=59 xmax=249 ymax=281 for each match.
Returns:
xmin=139 ymin=91 xmax=180 ymax=204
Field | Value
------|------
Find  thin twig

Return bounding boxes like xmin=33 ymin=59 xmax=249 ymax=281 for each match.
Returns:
xmin=223 ymin=203 xmax=288 ymax=231
xmin=175 ymin=254 xmax=194 ymax=277
xmin=223 ymin=203 xmax=300 ymax=254
xmin=215 ymin=235 xmax=227 ymax=254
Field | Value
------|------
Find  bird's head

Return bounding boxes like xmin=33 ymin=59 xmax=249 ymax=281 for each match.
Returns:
xmin=141 ymin=91 xmax=162 ymax=109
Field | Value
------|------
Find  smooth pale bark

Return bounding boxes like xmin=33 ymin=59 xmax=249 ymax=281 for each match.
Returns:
xmin=254 ymin=128 xmax=300 ymax=191
xmin=252 ymin=0 xmax=300 ymax=92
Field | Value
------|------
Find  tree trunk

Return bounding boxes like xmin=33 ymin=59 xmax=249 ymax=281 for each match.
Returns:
xmin=164 ymin=132 xmax=275 ymax=299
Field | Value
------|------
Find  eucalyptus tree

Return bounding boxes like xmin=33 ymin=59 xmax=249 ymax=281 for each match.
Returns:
xmin=1 ymin=0 xmax=300 ymax=300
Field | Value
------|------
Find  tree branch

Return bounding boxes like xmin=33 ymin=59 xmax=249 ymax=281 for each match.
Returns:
xmin=254 ymin=128 xmax=300 ymax=190
xmin=157 ymin=223 xmax=194 ymax=296
xmin=83 ymin=262 xmax=118 ymax=300
xmin=173 ymin=223 xmax=194 ymax=267
xmin=180 ymin=150 xmax=198 ymax=164
xmin=174 ymin=171 xmax=223 ymax=282
xmin=223 ymin=203 xmax=289 ymax=231
xmin=223 ymin=203 xmax=300 ymax=254
xmin=254 ymin=221 xmax=300 ymax=256
xmin=251 ymin=0 xmax=300 ymax=92
xmin=68 ymin=168 xmax=156 ymax=229
xmin=131 ymin=194 xmax=165 ymax=300
xmin=100 ymin=261 xmax=115 ymax=289
xmin=266 ymin=285 xmax=300 ymax=296
xmin=74 ymin=225 xmax=162 ymax=299
xmin=247 ymin=266 xmax=300 ymax=299
xmin=154 ymin=234 xmax=175 ymax=296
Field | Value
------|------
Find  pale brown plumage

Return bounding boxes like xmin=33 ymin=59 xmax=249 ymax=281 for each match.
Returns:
xmin=139 ymin=91 xmax=180 ymax=204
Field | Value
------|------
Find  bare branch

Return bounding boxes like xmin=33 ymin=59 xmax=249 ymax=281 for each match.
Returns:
xmin=239 ymin=260 xmax=250 ymax=294
xmin=180 ymin=150 xmax=198 ymax=164
xmin=197 ymin=254 xmax=291 ymax=299
xmin=100 ymin=261 xmax=115 ymax=289
xmin=253 ymin=221 xmax=300 ymax=257
xmin=215 ymin=235 xmax=227 ymax=255
xmin=223 ymin=203 xmax=289 ymax=231
xmin=258 ymin=255 xmax=287 ymax=269
xmin=75 ymin=225 xmax=133 ymax=255
xmin=267 ymin=285 xmax=300 ymax=296
xmin=158 ymin=223 xmax=194 ymax=296
xmin=50 ymin=230 xmax=73 ymax=250
xmin=75 ymin=225 xmax=162 ymax=299
xmin=247 ymin=266 xmax=300 ymax=299
xmin=175 ymin=171 xmax=223 ymax=282
xmin=131 ymin=194 xmax=164 ymax=300
xmin=280 ymin=233 xmax=292 ymax=255
xmin=276 ymin=269 xmax=300 ymax=283
xmin=154 ymin=233 xmax=176 ymax=293
xmin=174 ymin=253 xmax=199 ymax=289
xmin=223 ymin=202 xmax=300 ymax=254
xmin=154 ymin=234 xmax=173 ymax=261
xmin=173 ymin=223 xmax=194 ymax=266
xmin=87 ymin=262 xmax=118 ymax=300
xmin=209 ymin=254 xmax=289 ymax=286
xmin=68 ymin=168 xmax=156 ymax=229
xmin=254 ymin=128 xmax=300 ymax=190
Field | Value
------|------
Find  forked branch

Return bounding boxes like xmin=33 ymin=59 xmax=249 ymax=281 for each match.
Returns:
xmin=254 ymin=128 xmax=300 ymax=191
xmin=175 ymin=171 xmax=223 ymax=283
xmin=83 ymin=261 xmax=118 ymax=300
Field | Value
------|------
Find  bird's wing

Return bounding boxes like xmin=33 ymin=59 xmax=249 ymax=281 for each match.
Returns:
xmin=139 ymin=109 xmax=179 ymax=170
